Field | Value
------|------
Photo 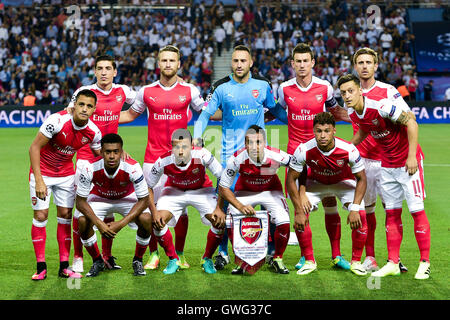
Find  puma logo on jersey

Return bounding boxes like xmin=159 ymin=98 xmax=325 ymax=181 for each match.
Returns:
xmin=62 ymin=132 xmax=67 ymax=139
xmin=288 ymin=96 xmax=295 ymax=102
xmin=148 ymin=96 xmax=156 ymax=102
xmin=311 ymin=159 xmax=319 ymax=166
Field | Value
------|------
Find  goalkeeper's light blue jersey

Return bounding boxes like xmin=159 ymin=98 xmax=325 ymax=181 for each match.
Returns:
xmin=194 ymin=73 xmax=276 ymax=165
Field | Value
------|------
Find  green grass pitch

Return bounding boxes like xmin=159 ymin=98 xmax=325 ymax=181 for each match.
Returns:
xmin=0 ymin=124 xmax=448 ymax=300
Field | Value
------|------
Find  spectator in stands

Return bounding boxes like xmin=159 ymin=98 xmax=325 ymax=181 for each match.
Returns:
xmin=223 ymin=16 xmax=234 ymax=52
xmin=424 ymin=80 xmax=434 ymax=101
xmin=23 ymin=90 xmax=36 ymax=107
xmin=232 ymin=6 xmax=244 ymax=29
xmin=0 ymin=2 xmax=421 ymax=107
xmin=214 ymin=24 xmax=226 ymax=57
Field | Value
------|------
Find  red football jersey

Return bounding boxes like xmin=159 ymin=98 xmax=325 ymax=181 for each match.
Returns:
xmin=219 ymin=146 xmax=291 ymax=192
xmin=351 ymin=81 xmax=410 ymax=161
xmin=277 ymin=76 xmax=338 ymax=154
xmin=349 ymin=97 xmax=424 ymax=168
xmin=147 ymin=148 xmax=222 ymax=191
xmin=131 ymin=81 xmax=204 ymax=163
xmin=290 ymin=137 xmax=364 ymax=185
xmin=76 ymin=157 xmax=148 ymax=200
xmin=69 ymin=83 xmax=136 ymax=161
xmin=32 ymin=111 xmax=102 ymax=177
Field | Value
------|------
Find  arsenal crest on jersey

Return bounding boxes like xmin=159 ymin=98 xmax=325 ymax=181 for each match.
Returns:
xmin=372 ymin=119 xmax=379 ymax=126
xmin=252 ymin=89 xmax=259 ymax=98
xmin=81 ymin=136 xmax=89 ymax=144
xmin=315 ymin=94 xmax=323 ymax=102
xmin=179 ymin=95 xmax=186 ymax=103
xmin=239 ymin=217 xmax=263 ymax=244
xmin=116 ymin=95 xmax=123 ymax=102
xmin=337 ymin=159 xmax=345 ymax=167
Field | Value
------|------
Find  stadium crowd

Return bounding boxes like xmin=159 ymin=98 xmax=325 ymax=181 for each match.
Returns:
xmin=0 ymin=1 xmax=421 ymax=106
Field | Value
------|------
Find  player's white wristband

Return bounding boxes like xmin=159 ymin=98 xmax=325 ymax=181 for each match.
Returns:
xmin=349 ymin=203 xmax=360 ymax=212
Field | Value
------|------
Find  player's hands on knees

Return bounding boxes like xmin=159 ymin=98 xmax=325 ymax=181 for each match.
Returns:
xmin=239 ymin=204 xmax=256 ymax=216
xmin=97 ymin=221 xmax=117 ymax=239
xmin=405 ymin=156 xmax=418 ymax=176
xmin=35 ymin=180 xmax=48 ymax=201
xmin=211 ymin=208 xmax=226 ymax=229
xmin=347 ymin=211 xmax=362 ymax=230
xmin=294 ymin=211 xmax=309 ymax=231
xmin=108 ymin=221 xmax=124 ymax=234
xmin=299 ymin=196 xmax=312 ymax=215
xmin=153 ymin=211 xmax=166 ymax=230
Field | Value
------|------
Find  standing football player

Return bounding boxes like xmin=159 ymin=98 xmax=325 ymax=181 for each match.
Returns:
xmin=29 ymin=89 xmax=101 ymax=280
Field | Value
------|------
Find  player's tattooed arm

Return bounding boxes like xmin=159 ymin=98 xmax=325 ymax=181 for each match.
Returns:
xmin=396 ymin=111 xmax=411 ymax=126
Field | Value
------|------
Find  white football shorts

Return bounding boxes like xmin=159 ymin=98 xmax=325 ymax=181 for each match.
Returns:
xmin=29 ymin=173 xmax=75 ymax=210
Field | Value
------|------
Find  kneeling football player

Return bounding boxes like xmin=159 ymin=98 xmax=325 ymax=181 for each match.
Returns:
xmin=287 ymin=112 xmax=368 ymax=276
xmin=147 ymin=129 xmax=226 ymax=274
xmin=75 ymin=133 xmax=152 ymax=277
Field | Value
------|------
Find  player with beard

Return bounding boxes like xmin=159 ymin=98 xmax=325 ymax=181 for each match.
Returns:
xmin=69 ymin=55 xmax=136 ymax=273
xmin=120 ymin=45 xmax=207 ymax=271
xmin=351 ymin=47 xmax=421 ymax=272
xmin=193 ymin=45 xmax=288 ymax=270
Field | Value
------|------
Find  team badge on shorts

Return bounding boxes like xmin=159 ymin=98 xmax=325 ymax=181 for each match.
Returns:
xmin=179 ymin=95 xmax=186 ymax=103
xmin=32 ymin=197 xmax=37 ymax=206
xmin=252 ymin=89 xmax=259 ymax=98
xmin=239 ymin=217 xmax=263 ymax=245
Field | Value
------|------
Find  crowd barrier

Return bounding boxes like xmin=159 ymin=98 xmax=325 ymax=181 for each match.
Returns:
xmin=1 ymin=101 xmax=449 ymax=128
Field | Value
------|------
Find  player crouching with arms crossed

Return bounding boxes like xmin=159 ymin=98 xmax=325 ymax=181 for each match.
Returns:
xmin=287 ymin=112 xmax=368 ymax=276
xmin=75 ymin=133 xmax=152 ymax=277
xmin=148 ymin=129 xmax=226 ymax=274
